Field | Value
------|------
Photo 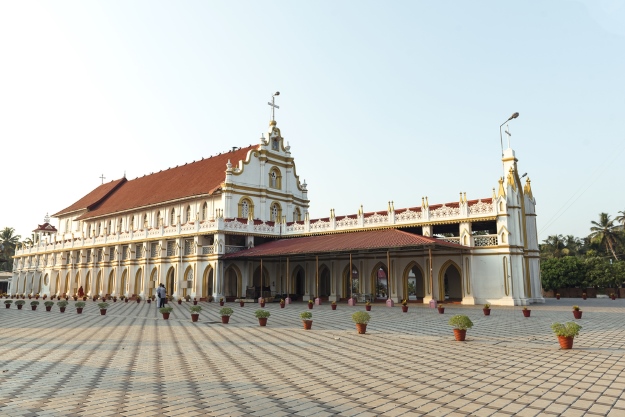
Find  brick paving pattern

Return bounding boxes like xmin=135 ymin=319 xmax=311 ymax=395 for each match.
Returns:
xmin=1 ymin=299 xmax=625 ymax=416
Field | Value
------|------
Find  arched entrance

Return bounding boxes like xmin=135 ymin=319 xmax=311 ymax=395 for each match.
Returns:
xmin=149 ymin=268 xmax=157 ymax=298
xmin=318 ymin=265 xmax=331 ymax=299
xmin=253 ymin=265 xmax=270 ymax=299
xmin=108 ymin=270 xmax=115 ymax=295
xmin=120 ymin=269 xmax=128 ymax=296
xmin=134 ymin=268 xmax=143 ymax=296
xmin=404 ymin=262 xmax=425 ymax=302
xmin=183 ymin=266 xmax=193 ymax=298
xmin=55 ymin=274 xmax=61 ymax=295
xmin=85 ymin=271 xmax=91 ymax=295
xmin=224 ymin=265 xmax=241 ymax=300
xmin=95 ymin=271 xmax=102 ymax=296
xmin=439 ymin=261 xmax=462 ymax=302
xmin=74 ymin=272 xmax=80 ymax=296
xmin=292 ymin=266 xmax=305 ymax=301
xmin=371 ymin=263 xmax=389 ymax=300
xmin=64 ymin=273 xmax=70 ymax=295
xmin=202 ymin=266 xmax=213 ymax=299
xmin=166 ymin=267 xmax=175 ymax=297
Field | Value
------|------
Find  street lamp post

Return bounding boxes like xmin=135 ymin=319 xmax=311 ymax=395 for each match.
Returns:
xmin=500 ymin=112 xmax=519 ymax=156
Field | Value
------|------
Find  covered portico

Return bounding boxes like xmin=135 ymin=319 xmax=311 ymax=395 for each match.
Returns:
xmin=223 ymin=228 xmax=472 ymax=305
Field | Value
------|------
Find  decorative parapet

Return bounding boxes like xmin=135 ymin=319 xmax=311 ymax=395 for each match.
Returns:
xmin=225 ymin=245 xmax=245 ymax=254
xmin=474 ymin=235 xmax=499 ymax=247
xmin=468 ymin=200 xmax=495 ymax=215
xmin=429 ymin=204 xmax=460 ymax=219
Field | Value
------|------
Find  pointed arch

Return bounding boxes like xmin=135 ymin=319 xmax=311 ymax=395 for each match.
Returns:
xmin=108 ymin=269 xmax=115 ymax=295
xmin=438 ymin=260 xmax=462 ymax=301
xmin=96 ymin=270 xmax=102 ymax=295
xmin=291 ymin=265 xmax=306 ymax=300
xmin=342 ymin=262 xmax=359 ymax=299
xmin=238 ymin=197 xmax=254 ymax=219
xmin=224 ymin=264 xmax=242 ymax=299
xmin=402 ymin=261 xmax=425 ymax=302
xmin=134 ymin=268 xmax=143 ymax=296
xmin=120 ymin=268 xmax=128 ymax=296
xmin=55 ymin=273 xmax=61 ymax=295
xmin=202 ymin=265 xmax=214 ymax=299
xmin=74 ymin=271 xmax=80 ymax=295
xmin=166 ymin=266 xmax=175 ymax=296
xmin=318 ymin=263 xmax=331 ymax=298
xmin=149 ymin=267 xmax=157 ymax=298
xmin=85 ymin=271 xmax=91 ymax=295
xmin=370 ymin=261 xmax=389 ymax=300
xmin=64 ymin=272 xmax=70 ymax=295
xmin=183 ymin=265 xmax=193 ymax=298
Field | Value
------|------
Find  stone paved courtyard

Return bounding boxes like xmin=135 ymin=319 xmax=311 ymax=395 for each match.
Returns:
xmin=1 ymin=298 xmax=625 ymax=416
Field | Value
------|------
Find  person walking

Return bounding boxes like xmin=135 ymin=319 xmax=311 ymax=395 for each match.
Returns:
xmin=157 ymin=284 xmax=166 ymax=308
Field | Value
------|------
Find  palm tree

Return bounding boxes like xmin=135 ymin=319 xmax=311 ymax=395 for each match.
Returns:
xmin=616 ymin=210 xmax=625 ymax=228
xmin=589 ymin=213 xmax=620 ymax=261
xmin=540 ymin=235 xmax=565 ymax=258
xmin=1 ymin=227 xmax=21 ymax=271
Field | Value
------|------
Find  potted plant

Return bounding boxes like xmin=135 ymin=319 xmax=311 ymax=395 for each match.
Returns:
xmin=365 ymin=301 xmax=372 ymax=311
xmin=239 ymin=299 xmax=245 ymax=307
xmin=219 ymin=297 xmax=225 ymax=307
xmin=219 ymin=307 xmax=233 ymax=324
xmin=279 ymin=298 xmax=285 ymax=308
xmin=177 ymin=298 xmax=182 ymax=305
xmin=75 ymin=301 xmax=86 ymax=314
xmin=98 ymin=302 xmax=109 ymax=315
xmin=582 ymin=292 xmax=587 ymax=300
xmin=44 ymin=301 xmax=54 ymax=311
xmin=610 ymin=292 xmax=616 ymax=300
xmin=308 ymin=299 xmax=314 ymax=310
xmin=572 ymin=305 xmax=582 ymax=319
xmin=437 ymin=304 xmax=445 ymax=314
xmin=35 ymin=293 xmax=40 ymax=300
xmin=522 ymin=306 xmax=531 ymax=317
xmin=113 ymin=296 xmax=117 ymax=302
xmin=448 ymin=314 xmax=473 ymax=341
xmin=190 ymin=305 xmax=202 ymax=322
xmin=254 ymin=309 xmax=271 ymax=326
xmin=4 ymin=300 xmax=12 ymax=309
xmin=259 ymin=297 xmax=266 ymax=308
xmin=551 ymin=321 xmax=582 ymax=349
xmin=82 ymin=296 xmax=87 ymax=301
xmin=160 ymin=306 xmax=173 ymax=319
xmin=556 ymin=293 xmax=561 ymax=300
xmin=136 ymin=296 xmax=141 ymax=303
xmin=193 ymin=298 xmax=198 ymax=306
xmin=300 ymin=311 xmax=313 ymax=330
xmin=401 ymin=299 xmax=408 ymax=313
xmin=124 ymin=296 xmax=129 ymax=303
xmin=43 ymin=294 xmax=47 ymax=300
xmin=30 ymin=300 xmax=39 ymax=310
xmin=185 ymin=295 xmax=191 ymax=302
xmin=15 ymin=300 xmax=26 ymax=310
xmin=57 ymin=300 xmax=69 ymax=312
xmin=483 ymin=303 xmax=491 ymax=316
xmin=331 ymin=301 xmax=337 ymax=311
xmin=352 ymin=311 xmax=371 ymax=334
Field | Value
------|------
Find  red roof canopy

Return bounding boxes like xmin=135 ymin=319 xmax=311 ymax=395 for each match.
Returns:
xmin=226 ymin=229 xmax=463 ymax=259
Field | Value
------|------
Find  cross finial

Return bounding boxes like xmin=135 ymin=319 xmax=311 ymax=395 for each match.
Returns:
xmin=268 ymin=91 xmax=280 ymax=121
xmin=99 ymin=174 xmax=106 ymax=184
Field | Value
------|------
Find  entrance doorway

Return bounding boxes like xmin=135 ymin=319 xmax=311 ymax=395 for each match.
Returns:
xmin=292 ymin=266 xmax=305 ymax=301
xmin=373 ymin=263 xmax=389 ymax=300
xmin=404 ymin=263 xmax=425 ymax=302
xmin=317 ymin=265 xmax=331 ymax=299
xmin=439 ymin=261 xmax=462 ymax=302
xmin=202 ymin=266 xmax=213 ymax=300
xmin=166 ymin=267 xmax=175 ymax=297
xmin=342 ymin=264 xmax=359 ymax=300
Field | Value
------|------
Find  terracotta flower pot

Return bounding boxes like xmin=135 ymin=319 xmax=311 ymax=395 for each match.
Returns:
xmin=280 ymin=303 xmax=285 ymax=309
xmin=219 ymin=301 xmax=224 ymax=306
xmin=31 ymin=306 xmax=37 ymax=311
xmin=83 ymin=297 xmax=87 ymax=301
xmin=611 ymin=295 xmax=616 ymax=300
xmin=558 ymin=336 xmax=574 ymax=349
xmin=45 ymin=306 xmax=52 ymax=311
xmin=5 ymin=304 xmax=9 ymax=309
xmin=365 ymin=305 xmax=371 ymax=311
xmin=522 ymin=309 xmax=531 ymax=317
xmin=17 ymin=305 xmax=23 ymax=310
xmin=556 ymin=295 xmax=560 ymax=300
xmin=483 ymin=308 xmax=491 ymax=316
xmin=453 ymin=329 xmax=467 ymax=341
xmin=239 ymin=301 xmax=244 ymax=307
xmin=260 ymin=302 xmax=265 ymax=308
xmin=258 ymin=317 xmax=268 ymax=327
xmin=113 ymin=297 xmax=117 ymax=302
xmin=308 ymin=303 xmax=313 ymax=310
xmin=100 ymin=309 xmax=107 ymax=315
xmin=76 ymin=308 xmax=83 ymax=314
xmin=355 ymin=323 xmax=367 ymax=334
xmin=193 ymin=301 xmax=198 ymax=305
xmin=573 ymin=310 xmax=582 ymax=319
xmin=438 ymin=307 xmax=445 ymax=314
xmin=331 ymin=304 xmax=337 ymax=310
xmin=582 ymin=295 xmax=587 ymax=300
xmin=59 ymin=307 xmax=66 ymax=313
xmin=178 ymin=299 xmax=182 ymax=305
xmin=303 ymin=320 xmax=313 ymax=330
xmin=137 ymin=299 xmax=141 ymax=303
xmin=221 ymin=316 xmax=230 ymax=324
xmin=162 ymin=313 xmax=170 ymax=320
xmin=191 ymin=314 xmax=199 ymax=322
xmin=147 ymin=299 xmax=151 ymax=304
xmin=402 ymin=305 xmax=408 ymax=312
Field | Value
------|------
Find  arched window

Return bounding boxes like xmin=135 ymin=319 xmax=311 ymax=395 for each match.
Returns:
xmin=143 ymin=214 xmax=148 ymax=228
xmin=268 ymin=167 xmax=282 ymax=189
xmin=270 ymin=202 xmax=281 ymax=222
xmin=170 ymin=209 xmax=176 ymax=226
xmin=238 ymin=197 xmax=254 ymax=219
xmin=86 ymin=224 xmax=92 ymax=237
xmin=129 ymin=215 xmax=134 ymax=231
xmin=107 ymin=220 xmax=111 ymax=235
xmin=202 ymin=202 xmax=208 ymax=221
xmin=156 ymin=211 xmax=162 ymax=227
xmin=65 ymin=219 xmax=70 ymax=233
xmin=293 ymin=208 xmax=302 ymax=222
xmin=185 ymin=205 xmax=191 ymax=223
xmin=96 ymin=222 xmax=101 ymax=236
xmin=117 ymin=217 xmax=122 ymax=233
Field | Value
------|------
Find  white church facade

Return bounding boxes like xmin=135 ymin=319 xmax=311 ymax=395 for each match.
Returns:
xmin=11 ymin=118 xmax=543 ymax=306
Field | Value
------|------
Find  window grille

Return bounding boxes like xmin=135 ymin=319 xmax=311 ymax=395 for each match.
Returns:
xmin=167 ymin=241 xmax=176 ymax=256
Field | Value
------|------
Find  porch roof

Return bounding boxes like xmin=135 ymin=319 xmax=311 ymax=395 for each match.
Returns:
xmin=225 ymin=229 xmax=465 ymax=260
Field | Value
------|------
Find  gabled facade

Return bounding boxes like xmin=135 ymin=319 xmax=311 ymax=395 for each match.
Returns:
xmin=11 ymin=119 xmax=542 ymax=306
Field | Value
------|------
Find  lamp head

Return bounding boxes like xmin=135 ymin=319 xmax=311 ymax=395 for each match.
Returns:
xmin=510 ymin=112 xmax=519 ymax=120
xmin=273 ymin=91 xmax=280 ymax=96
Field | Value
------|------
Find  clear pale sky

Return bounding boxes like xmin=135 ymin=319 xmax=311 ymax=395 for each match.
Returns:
xmin=1 ymin=0 xmax=624 ymax=242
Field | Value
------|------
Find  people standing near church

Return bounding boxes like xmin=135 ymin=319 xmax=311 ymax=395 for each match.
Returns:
xmin=157 ymin=284 xmax=166 ymax=308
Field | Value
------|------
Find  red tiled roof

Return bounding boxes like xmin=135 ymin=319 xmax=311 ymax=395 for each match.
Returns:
xmin=56 ymin=146 xmax=257 ymax=220
xmin=53 ymin=178 xmax=126 ymax=217
xmin=33 ymin=223 xmax=58 ymax=233
xmin=467 ymin=198 xmax=493 ymax=205
xmin=225 ymin=229 xmax=463 ymax=259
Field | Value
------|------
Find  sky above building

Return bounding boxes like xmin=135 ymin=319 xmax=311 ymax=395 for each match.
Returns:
xmin=1 ymin=0 xmax=624 ymax=243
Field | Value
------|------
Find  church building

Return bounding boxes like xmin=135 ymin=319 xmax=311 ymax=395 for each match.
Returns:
xmin=11 ymin=114 xmax=543 ymax=306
